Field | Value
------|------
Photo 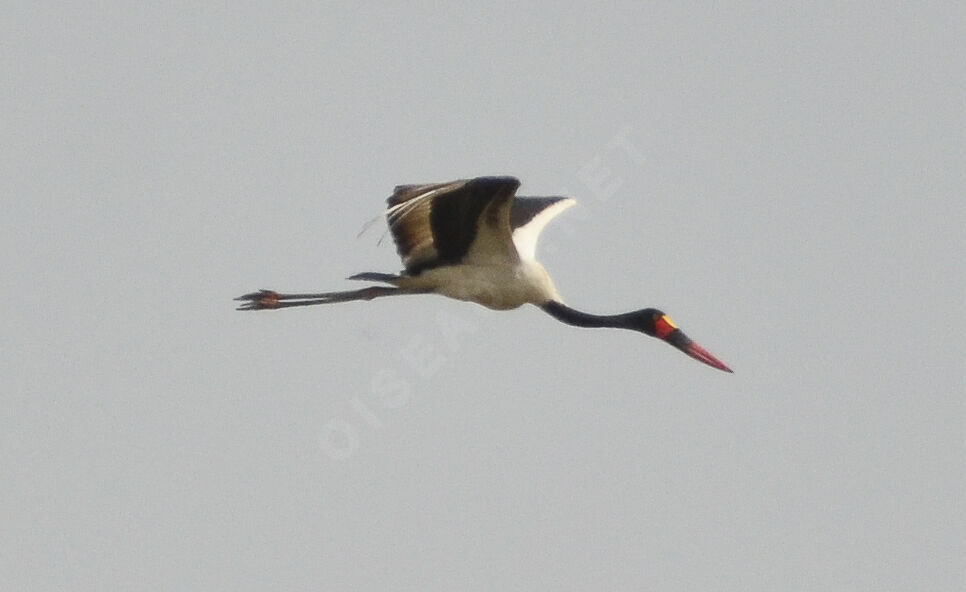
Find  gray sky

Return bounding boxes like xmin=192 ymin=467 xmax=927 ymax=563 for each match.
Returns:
xmin=3 ymin=3 xmax=964 ymax=590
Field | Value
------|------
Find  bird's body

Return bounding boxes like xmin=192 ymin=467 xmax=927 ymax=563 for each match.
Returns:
xmin=357 ymin=176 xmax=572 ymax=310
xmin=395 ymin=257 xmax=559 ymax=310
xmin=237 ymin=176 xmax=732 ymax=372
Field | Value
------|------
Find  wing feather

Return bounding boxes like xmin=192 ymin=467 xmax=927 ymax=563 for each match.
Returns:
xmin=510 ymin=197 xmax=576 ymax=260
xmin=386 ymin=176 xmax=521 ymax=274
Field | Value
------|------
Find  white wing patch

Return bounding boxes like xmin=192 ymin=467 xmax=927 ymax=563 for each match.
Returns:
xmin=511 ymin=198 xmax=576 ymax=260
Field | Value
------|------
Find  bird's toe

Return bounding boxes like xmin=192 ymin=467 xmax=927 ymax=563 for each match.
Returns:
xmin=234 ymin=289 xmax=280 ymax=310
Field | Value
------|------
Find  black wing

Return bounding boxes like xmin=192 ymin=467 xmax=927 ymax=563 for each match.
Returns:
xmin=386 ymin=176 xmax=521 ymax=274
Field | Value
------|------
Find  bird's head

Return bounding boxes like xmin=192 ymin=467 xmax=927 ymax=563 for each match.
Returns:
xmin=630 ymin=308 xmax=733 ymax=373
xmin=540 ymin=301 xmax=733 ymax=373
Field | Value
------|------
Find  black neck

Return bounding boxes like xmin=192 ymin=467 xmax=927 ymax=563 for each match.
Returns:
xmin=541 ymin=300 xmax=637 ymax=330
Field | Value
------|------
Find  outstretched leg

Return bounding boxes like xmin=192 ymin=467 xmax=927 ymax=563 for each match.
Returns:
xmin=235 ymin=286 xmax=404 ymax=311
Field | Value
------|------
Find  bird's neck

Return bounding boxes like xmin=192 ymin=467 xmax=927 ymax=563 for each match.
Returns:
xmin=541 ymin=300 xmax=636 ymax=330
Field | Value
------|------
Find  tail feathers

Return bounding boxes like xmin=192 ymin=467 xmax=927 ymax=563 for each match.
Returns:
xmin=347 ymin=272 xmax=400 ymax=284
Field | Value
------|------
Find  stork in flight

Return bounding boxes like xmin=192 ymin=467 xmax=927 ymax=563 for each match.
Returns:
xmin=236 ymin=176 xmax=732 ymax=372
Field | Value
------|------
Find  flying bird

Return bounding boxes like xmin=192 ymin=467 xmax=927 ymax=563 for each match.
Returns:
xmin=236 ymin=176 xmax=732 ymax=372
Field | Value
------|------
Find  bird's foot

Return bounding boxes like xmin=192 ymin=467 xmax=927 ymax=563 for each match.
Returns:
xmin=235 ymin=290 xmax=280 ymax=311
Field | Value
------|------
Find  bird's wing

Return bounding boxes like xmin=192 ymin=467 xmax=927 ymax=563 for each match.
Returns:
xmin=510 ymin=196 xmax=576 ymax=260
xmin=386 ymin=176 xmax=521 ymax=274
